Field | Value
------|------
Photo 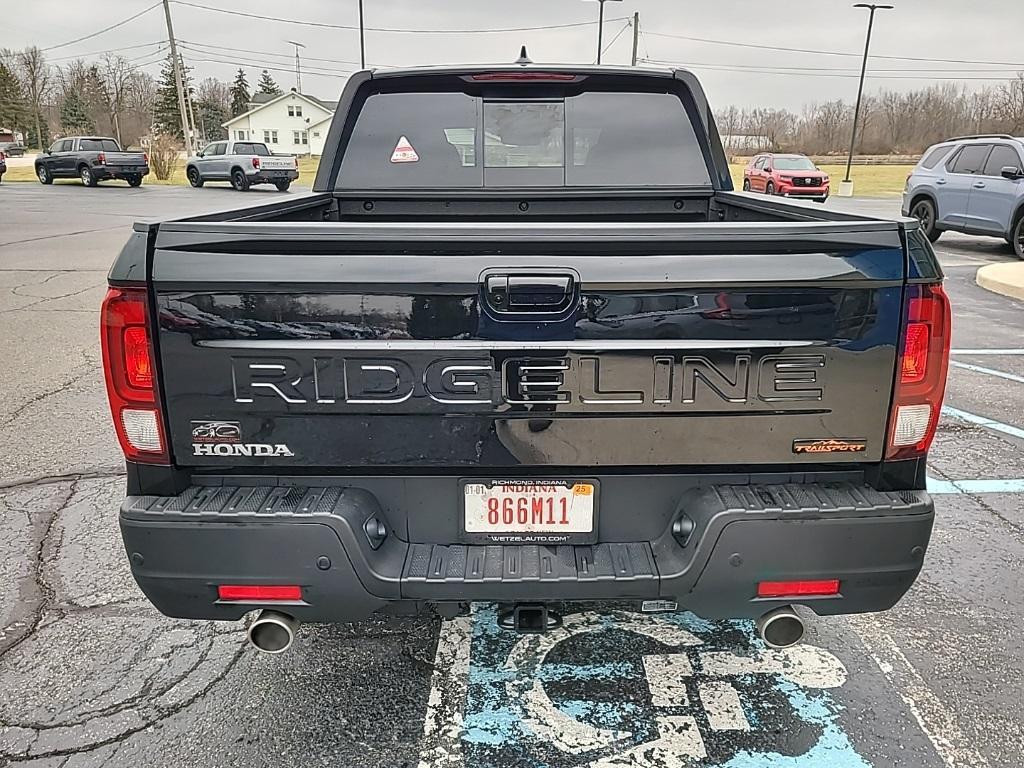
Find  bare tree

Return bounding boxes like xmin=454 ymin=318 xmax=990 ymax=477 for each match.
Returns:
xmin=99 ymin=54 xmax=133 ymax=144
xmin=15 ymin=46 xmax=50 ymax=149
xmin=998 ymin=74 xmax=1024 ymax=133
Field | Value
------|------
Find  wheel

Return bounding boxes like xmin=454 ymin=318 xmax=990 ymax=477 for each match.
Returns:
xmin=274 ymin=180 xmax=291 ymax=192
xmin=766 ymin=181 xmax=775 ymax=196
xmin=911 ymin=197 xmax=941 ymax=242
xmin=1010 ymin=213 xmax=1024 ymax=260
xmin=37 ymin=165 xmax=52 ymax=185
xmin=742 ymin=179 xmax=751 ymax=192
xmin=186 ymin=166 xmax=204 ymax=188
xmin=231 ymin=169 xmax=249 ymax=191
xmin=126 ymin=175 xmax=143 ymax=187
xmin=79 ymin=165 xmax=97 ymax=187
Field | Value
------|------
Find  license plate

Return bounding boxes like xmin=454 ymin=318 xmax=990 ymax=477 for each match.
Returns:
xmin=462 ymin=480 xmax=597 ymax=544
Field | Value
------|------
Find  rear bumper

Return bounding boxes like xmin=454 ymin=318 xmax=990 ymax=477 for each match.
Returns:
xmin=249 ymin=170 xmax=299 ymax=183
xmin=96 ymin=164 xmax=149 ymax=179
xmin=120 ymin=480 xmax=934 ymax=622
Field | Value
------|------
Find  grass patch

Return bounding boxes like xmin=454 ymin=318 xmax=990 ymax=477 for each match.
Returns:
xmin=728 ymin=163 xmax=912 ymax=197
xmin=2 ymin=155 xmax=322 ymax=186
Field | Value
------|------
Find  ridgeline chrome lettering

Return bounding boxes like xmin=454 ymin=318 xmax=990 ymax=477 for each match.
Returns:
xmin=228 ymin=354 xmax=826 ymax=411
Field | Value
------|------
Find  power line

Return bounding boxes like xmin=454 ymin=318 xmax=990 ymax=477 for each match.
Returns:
xmin=42 ymin=2 xmax=162 ymax=51
xmin=640 ymin=57 xmax=1024 ymax=75
xmin=640 ymin=57 xmax=1022 ymax=81
xmin=179 ymin=39 xmax=382 ymax=67
xmin=598 ymin=21 xmax=632 ymax=63
xmin=643 ymin=30 xmax=1024 ymax=68
xmin=47 ymin=40 xmax=165 ymax=62
xmin=171 ymin=0 xmax=628 ymax=34
xmin=178 ymin=49 xmax=353 ymax=79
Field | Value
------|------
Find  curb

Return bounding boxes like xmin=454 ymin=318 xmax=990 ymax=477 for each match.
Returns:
xmin=976 ymin=262 xmax=1024 ymax=302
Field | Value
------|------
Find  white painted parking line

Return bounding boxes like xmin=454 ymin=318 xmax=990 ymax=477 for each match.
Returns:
xmin=950 ymin=348 xmax=1024 ymax=355
xmin=849 ymin=617 xmax=990 ymax=768
xmin=949 ymin=360 xmax=1024 ymax=384
xmin=643 ymin=654 xmax=692 ymax=707
xmin=698 ymin=681 xmax=751 ymax=731
xmin=942 ymin=405 xmax=1024 ymax=440
xmin=418 ymin=615 xmax=473 ymax=768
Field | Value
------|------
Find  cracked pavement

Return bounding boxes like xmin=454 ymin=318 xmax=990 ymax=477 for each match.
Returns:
xmin=1 ymin=185 xmax=1022 ymax=767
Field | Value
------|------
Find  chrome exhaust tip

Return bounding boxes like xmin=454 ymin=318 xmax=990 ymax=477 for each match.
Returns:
xmin=756 ymin=605 xmax=806 ymax=648
xmin=247 ymin=610 xmax=298 ymax=654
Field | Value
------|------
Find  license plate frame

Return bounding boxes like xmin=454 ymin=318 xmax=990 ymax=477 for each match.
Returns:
xmin=460 ymin=478 xmax=599 ymax=545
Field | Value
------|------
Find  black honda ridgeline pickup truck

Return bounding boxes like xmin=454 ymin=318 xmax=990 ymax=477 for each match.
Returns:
xmin=104 ymin=63 xmax=949 ymax=652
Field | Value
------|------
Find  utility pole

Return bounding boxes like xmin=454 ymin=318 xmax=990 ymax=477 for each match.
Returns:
xmin=161 ymin=0 xmax=193 ymax=155
xmin=183 ymin=56 xmax=199 ymax=142
xmin=288 ymin=40 xmax=306 ymax=91
xmin=840 ymin=3 xmax=893 ymax=195
xmin=358 ymin=0 xmax=366 ymax=68
xmin=631 ymin=11 xmax=640 ymax=66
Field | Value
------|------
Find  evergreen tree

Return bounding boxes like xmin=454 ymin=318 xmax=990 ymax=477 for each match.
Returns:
xmin=152 ymin=54 xmax=193 ymax=140
xmin=60 ymin=89 xmax=94 ymax=134
xmin=0 ymin=60 xmax=29 ymax=134
xmin=257 ymin=69 xmax=281 ymax=96
xmin=196 ymin=97 xmax=227 ymax=142
xmin=24 ymin=118 xmax=50 ymax=150
xmin=229 ymin=68 xmax=250 ymax=117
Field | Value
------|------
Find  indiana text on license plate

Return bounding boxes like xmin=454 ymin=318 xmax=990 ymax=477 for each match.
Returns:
xmin=464 ymin=481 xmax=595 ymax=538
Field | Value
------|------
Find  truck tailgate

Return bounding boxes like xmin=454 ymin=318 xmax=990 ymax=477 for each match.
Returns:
xmin=149 ymin=220 xmax=904 ymax=469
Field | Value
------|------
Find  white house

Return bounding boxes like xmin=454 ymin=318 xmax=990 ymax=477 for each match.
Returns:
xmin=222 ymin=89 xmax=338 ymax=156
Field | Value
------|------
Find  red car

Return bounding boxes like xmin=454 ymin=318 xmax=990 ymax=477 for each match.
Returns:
xmin=742 ymin=153 xmax=830 ymax=202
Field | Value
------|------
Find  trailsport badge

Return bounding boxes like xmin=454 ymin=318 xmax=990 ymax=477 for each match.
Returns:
xmin=190 ymin=420 xmax=294 ymax=457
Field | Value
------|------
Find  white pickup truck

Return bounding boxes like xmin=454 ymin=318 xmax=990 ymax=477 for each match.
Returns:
xmin=185 ymin=140 xmax=299 ymax=192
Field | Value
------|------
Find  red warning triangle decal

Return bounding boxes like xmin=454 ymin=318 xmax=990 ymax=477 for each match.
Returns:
xmin=390 ymin=135 xmax=419 ymax=163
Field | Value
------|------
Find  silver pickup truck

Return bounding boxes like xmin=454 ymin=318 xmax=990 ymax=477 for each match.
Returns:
xmin=185 ymin=140 xmax=299 ymax=192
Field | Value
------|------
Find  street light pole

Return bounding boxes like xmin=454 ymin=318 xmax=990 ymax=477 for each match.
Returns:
xmin=841 ymin=3 xmax=893 ymax=195
xmin=587 ymin=0 xmax=622 ymax=65
xmin=358 ymin=0 xmax=366 ymax=68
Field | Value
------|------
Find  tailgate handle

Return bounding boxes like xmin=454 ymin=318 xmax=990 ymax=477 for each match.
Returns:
xmin=485 ymin=274 xmax=575 ymax=314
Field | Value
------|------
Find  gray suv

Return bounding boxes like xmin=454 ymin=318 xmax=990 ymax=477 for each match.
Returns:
xmin=903 ymin=134 xmax=1024 ymax=258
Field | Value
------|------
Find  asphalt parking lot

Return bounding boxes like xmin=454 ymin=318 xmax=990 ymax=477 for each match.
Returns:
xmin=1 ymin=182 xmax=1022 ymax=768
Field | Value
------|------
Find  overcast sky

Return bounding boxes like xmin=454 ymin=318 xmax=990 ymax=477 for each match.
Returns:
xmin=7 ymin=0 xmax=1023 ymax=111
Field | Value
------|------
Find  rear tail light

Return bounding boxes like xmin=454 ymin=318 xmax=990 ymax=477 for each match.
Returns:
xmin=218 ymin=585 xmax=303 ymax=601
xmin=757 ymin=579 xmax=841 ymax=598
xmin=143 ymin=152 xmax=149 ymax=165
xmin=0 ymin=151 xmax=5 ymax=161
xmin=252 ymin=156 xmax=260 ymax=169
xmin=101 ymin=287 xmax=168 ymax=463
xmin=887 ymin=283 xmax=951 ymax=459
xmin=97 ymin=152 xmax=106 ymax=165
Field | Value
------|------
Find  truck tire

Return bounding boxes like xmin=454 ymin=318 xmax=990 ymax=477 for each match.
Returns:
xmin=127 ymin=175 xmax=143 ymax=187
xmin=187 ymin=166 xmax=204 ymax=188
xmin=911 ymin=197 xmax=941 ymax=243
xmin=79 ymin=165 xmax=98 ymax=187
xmin=231 ymin=169 xmax=250 ymax=191
xmin=274 ymin=180 xmax=291 ymax=192
xmin=37 ymin=165 xmax=53 ymax=185
xmin=766 ymin=181 xmax=775 ymax=195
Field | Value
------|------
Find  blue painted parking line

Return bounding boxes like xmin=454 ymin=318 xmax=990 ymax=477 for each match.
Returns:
xmin=421 ymin=606 xmax=874 ymax=767
xmin=949 ymin=361 xmax=1024 ymax=384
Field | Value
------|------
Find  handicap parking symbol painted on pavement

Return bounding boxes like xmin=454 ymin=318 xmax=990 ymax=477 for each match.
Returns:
xmin=418 ymin=606 xmax=871 ymax=768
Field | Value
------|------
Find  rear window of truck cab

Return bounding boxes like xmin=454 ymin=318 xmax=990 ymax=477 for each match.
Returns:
xmin=336 ymin=88 xmax=712 ymax=189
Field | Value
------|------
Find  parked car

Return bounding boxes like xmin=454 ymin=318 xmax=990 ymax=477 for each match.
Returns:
xmin=185 ymin=140 xmax=299 ymax=191
xmin=35 ymin=137 xmax=149 ymax=187
xmin=903 ymin=134 xmax=1024 ymax=259
xmin=0 ymin=150 xmax=6 ymax=183
xmin=743 ymin=153 xmax=830 ymax=202
xmin=0 ymin=141 xmax=25 ymax=157
xmin=105 ymin=62 xmax=947 ymax=655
